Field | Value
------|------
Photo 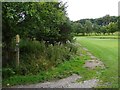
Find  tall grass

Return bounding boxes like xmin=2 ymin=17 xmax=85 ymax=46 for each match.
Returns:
xmin=2 ymin=39 xmax=77 ymax=79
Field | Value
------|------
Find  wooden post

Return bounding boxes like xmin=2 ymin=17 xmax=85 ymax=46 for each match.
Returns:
xmin=16 ymin=34 xmax=20 ymax=67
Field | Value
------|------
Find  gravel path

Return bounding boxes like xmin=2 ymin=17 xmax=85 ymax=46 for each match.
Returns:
xmin=11 ymin=74 xmax=99 ymax=88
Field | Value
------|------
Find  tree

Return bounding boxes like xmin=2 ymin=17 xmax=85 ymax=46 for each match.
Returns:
xmin=102 ymin=15 xmax=111 ymax=25
xmin=101 ymin=26 xmax=107 ymax=35
xmin=58 ymin=18 xmax=73 ymax=43
xmin=107 ymin=22 xmax=118 ymax=34
xmin=84 ymin=20 xmax=93 ymax=35
xmin=93 ymin=24 xmax=101 ymax=35
xmin=71 ymin=22 xmax=85 ymax=36
xmin=2 ymin=2 xmax=73 ymax=43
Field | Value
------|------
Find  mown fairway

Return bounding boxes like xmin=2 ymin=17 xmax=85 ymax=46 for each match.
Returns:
xmin=76 ymin=36 xmax=118 ymax=88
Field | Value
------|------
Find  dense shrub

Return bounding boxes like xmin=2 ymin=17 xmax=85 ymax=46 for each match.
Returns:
xmin=2 ymin=68 xmax=15 ymax=79
xmin=3 ymin=39 xmax=77 ymax=76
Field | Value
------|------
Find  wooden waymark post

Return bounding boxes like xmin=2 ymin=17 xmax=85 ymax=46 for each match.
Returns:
xmin=16 ymin=34 xmax=20 ymax=67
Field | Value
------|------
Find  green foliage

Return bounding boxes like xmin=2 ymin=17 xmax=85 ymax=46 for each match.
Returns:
xmin=2 ymin=2 xmax=73 ymax=45
xmin=107 ymin=22 xmax=118 ymax=34
xmin=3 ymin=39 xmax=77 ymax=76
xmin=92 ymin=24 xmax=101 ymax=34
xmin=19 ymin=39 xmax=46 ymax=56
xmin=101 ymin=26 xmax=107 ymax=35
xmin=71 ymin=22 xmax=85 ymax=36
xmin=78 ymin=15 xmax=118 ymax=26
xmin=2 ymin=68 xmax=15 ymax=79
xmin=84 ymin=20 xmax=93 ymax=34
xmin=74 ymin=15 xmax=118 ymax=36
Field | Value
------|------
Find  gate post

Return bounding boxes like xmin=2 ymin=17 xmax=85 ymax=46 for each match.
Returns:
xmin=16 ymin=34 xmax=20 ymax=67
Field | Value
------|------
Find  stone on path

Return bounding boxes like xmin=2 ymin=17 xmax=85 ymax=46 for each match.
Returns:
xmin=80 ymin=54 xmax=85 ymax=56
xmin=82 ymin=48 xmax=88 ymax=51
xmin=86 ymin=52 xmax=92 ymax=56
xmin=84 ymin=60 xmax=105 ymax=69
xmin=90 ymin=55 xmax=97 ymax=59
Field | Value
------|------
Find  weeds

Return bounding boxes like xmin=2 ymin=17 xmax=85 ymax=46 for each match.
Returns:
xmin=3 ymin=39 xmax=78 ymax=80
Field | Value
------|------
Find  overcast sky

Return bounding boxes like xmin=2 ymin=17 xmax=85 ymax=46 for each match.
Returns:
xmin=61 ymin=0 xmax=119 ymax=21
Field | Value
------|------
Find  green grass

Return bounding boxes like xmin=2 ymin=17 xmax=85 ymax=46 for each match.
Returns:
xmin=76 ymin=36 xmax=118 ymax=88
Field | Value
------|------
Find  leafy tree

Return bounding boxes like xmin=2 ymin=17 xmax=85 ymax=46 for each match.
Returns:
xmin=107 ymin=22 xmax=118 ymax=34
xmin=58 ymin=18 xmax=73 ymax=43
xmin=92 ymin=24 xmax=101 ymax=35
xmin=84 ymin=20 xmax=93 ymax=35
xmin=71 ymin=22 xmax=85 ymax=36
xmin=102 ymin=15 xmax=111 ymax=25
xmin=2 ymin=2 xmax=72 ymax=44
xmin=101 ymin=26 xmax=107 ymax=35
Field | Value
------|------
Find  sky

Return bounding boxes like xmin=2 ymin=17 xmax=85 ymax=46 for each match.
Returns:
xmin=61 ymin=0 xmax=119 ymax=21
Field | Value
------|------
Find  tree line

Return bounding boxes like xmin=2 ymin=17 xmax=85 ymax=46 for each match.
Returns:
xmin=72 ymin=15 xmax=118 ymax=36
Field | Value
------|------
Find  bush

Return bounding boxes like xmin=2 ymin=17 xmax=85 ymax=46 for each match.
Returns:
xmin=3 ymin=39 xmax=78 ymax=77
xmin=19 ymin=39 xmax=46 ymax=56
xmin=2 ymin=68 xmax=15 ymax=79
